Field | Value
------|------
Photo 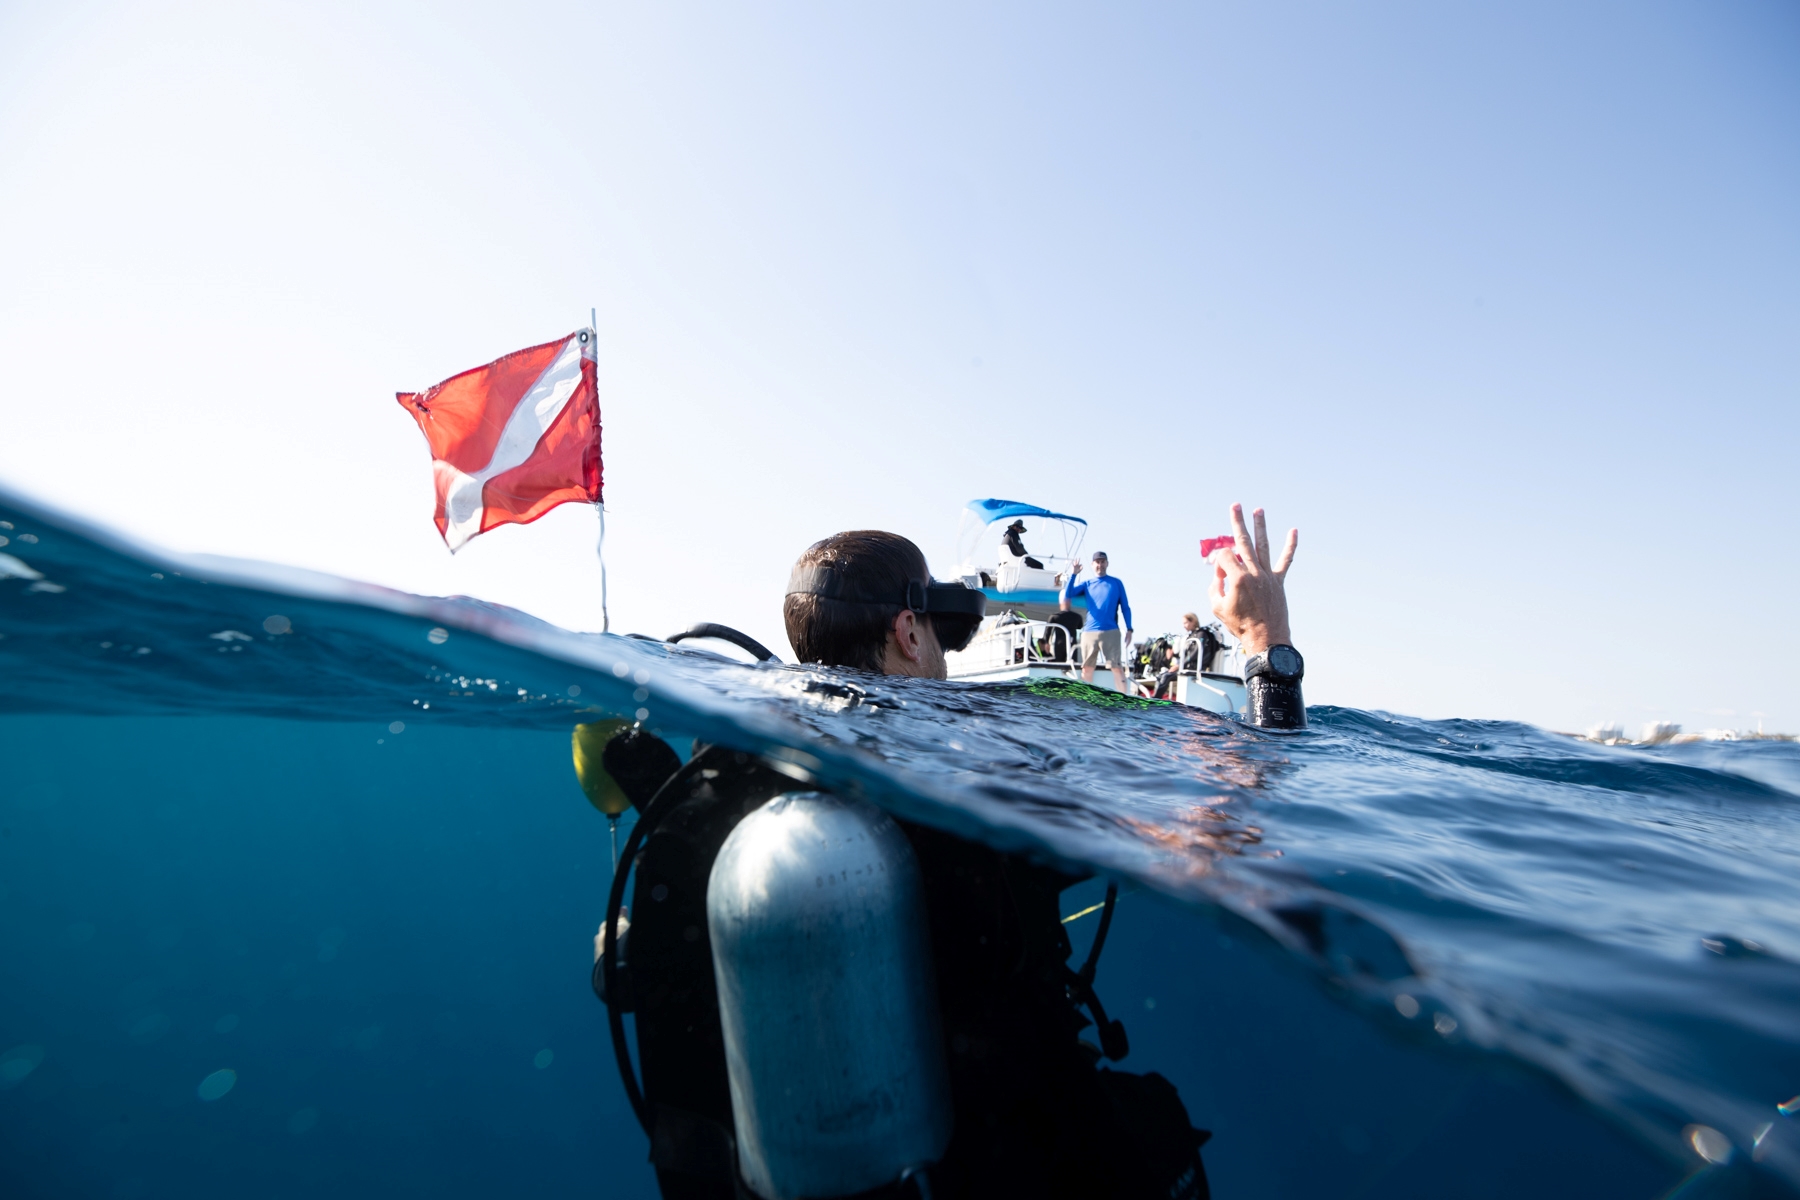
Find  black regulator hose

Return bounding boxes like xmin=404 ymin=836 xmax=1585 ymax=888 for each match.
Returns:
xmin=666 ymin=623 xmax=779 ymax=663
xmin=1068 ymin=883 xmax=1129 ymax=1062
xmin=602 ymin=751 xmax=713 ymax=1135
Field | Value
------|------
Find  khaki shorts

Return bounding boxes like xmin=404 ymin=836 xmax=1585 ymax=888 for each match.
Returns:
xmin=1080 ymin=628 xmax=1122 ymax=669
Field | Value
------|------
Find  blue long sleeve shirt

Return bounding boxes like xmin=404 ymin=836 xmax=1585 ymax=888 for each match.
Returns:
xmin=1064 ymin=574 xmax=1132 ymax=632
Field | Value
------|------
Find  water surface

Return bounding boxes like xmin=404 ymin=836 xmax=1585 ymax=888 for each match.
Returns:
xmin=2 ymin=487 xmax=1796 ymax=1197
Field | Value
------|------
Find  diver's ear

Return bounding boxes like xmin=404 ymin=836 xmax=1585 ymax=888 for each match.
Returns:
xmin=891 ymin=609 xmax=925 ymax=664
xmin=885 ymin=604 xmax=928 ymax=672
xmin=883 ymin=609 xmax=945 ymax=679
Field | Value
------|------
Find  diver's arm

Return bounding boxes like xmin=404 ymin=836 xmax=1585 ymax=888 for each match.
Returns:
xmin=1208 ymin=504 xmax=1303 ymax=729
xmin=1120 ymin=584 xmax=1134 ymax=645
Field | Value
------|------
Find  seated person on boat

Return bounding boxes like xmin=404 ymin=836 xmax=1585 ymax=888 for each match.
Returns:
xmin=1153 ymin=613 xmax=1214 ymax=698
xmin=1002 ymin=518 xmax=1046 ymax=569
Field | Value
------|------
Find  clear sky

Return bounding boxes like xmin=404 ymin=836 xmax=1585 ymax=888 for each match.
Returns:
xmin=1 ymin=1 xmax=1795 ymax=735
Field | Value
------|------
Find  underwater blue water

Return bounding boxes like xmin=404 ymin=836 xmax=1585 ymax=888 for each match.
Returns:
xmin=2 ymin=486 xmax=1798 ymax=1198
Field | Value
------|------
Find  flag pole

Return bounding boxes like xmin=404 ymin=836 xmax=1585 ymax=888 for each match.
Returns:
xmin=596 ymin=503 xmax=610 ymax=633
xmin=591 ymin=306 xmax=610 ymax=634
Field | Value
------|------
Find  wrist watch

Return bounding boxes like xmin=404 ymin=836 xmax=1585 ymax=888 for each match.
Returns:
xmin=1242 ymin=644 xmax=1305 ymax=730
xmin=1244 ymin=644 xmax=1303 ymax=684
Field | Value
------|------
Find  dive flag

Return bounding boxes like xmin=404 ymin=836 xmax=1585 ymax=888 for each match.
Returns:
xmin=397 ymin=330 xmax=601 ymax=552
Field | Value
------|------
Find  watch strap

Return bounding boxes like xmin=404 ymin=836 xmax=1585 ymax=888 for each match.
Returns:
xmin=1246 ymin=675 xmax=1306 ymax=730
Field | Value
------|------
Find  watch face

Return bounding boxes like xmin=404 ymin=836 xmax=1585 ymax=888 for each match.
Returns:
xmin=1268 ymin=645 xmax=1302 ymax=678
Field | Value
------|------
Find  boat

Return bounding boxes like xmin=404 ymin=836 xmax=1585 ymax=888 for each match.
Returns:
xmin=943 ymin=499 xmax=1251 ymax=714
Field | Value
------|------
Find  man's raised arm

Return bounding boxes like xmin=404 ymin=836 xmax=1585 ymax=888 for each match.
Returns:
xmin=1059 ymin=562 xmax=1083 ymax=613
xmin=1207 ymin=503 xmax=1305 ymax=730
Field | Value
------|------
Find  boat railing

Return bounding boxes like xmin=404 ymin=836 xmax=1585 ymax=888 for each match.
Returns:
xmin=1135 ymin=633 xmax=1245 ymax=682
xmin=950 ymin=617 xmax=1079 ymax=673
xmin=1182 ymin=632 xmax=1245 ymax=680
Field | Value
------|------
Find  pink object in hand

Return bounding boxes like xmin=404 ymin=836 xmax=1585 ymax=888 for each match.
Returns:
xmin=1199 ymin=536 xmax=1236 ymax=557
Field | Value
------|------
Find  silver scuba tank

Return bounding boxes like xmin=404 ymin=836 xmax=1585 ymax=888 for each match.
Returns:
xmin=707 ymin=791 xmax=953 ymax=1200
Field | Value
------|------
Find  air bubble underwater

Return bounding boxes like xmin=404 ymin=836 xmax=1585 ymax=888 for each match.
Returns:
xmin=0 ymin=1045 xmax=46 ymax=1089
xmin=196 ymin=1069 xmax=237 ymax=1101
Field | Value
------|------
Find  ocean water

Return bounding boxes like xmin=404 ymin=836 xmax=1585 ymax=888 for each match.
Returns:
xmin=2 ymin=486 xmax=1797 ymax=1199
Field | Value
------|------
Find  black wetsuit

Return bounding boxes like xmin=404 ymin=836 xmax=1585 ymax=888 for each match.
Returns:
xmin=1003 ymin=527 xmax=1045 ymax=570
xmin=595 ymin=730 xmax=1210 ymax=1200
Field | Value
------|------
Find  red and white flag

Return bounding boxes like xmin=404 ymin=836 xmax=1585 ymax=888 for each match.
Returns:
xmin=397 ymin=329 xmax=602 ymax=552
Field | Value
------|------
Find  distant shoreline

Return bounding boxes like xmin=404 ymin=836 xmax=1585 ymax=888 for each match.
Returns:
xmin=1563 ymin=725 xmax=1796 ymax=747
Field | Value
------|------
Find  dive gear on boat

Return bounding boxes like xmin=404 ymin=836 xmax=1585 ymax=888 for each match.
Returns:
xmin=1243 ymin=644 xmax=1306 ymax=729
xmin=1194 ymin=625 xmax=1224 ymax=674
xmin=709 ymin=792 xmax=953 ymax=1199
xmin=597 ymin=732 xmax=1211 ymax=1200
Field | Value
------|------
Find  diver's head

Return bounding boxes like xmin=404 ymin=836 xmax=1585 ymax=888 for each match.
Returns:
xmin=1006 ymin=520 xmax=1026 ymax=534
xmin=783 ymin=531 xmax=982 ymax=679
xmin=1092 ymin=551 xmax=1110 ymax=577
xmin=1183 ymin=611 xmax=1200 ymax=633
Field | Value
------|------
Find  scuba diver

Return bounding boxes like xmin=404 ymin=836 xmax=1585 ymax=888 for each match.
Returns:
xmin=593 ymin=504 xmax=1302 ymax=1200
xmin=1153 ymin=613 xmax=1224 ymax=699
xmin=1001 ymin=518 xmax=1045 ymax=569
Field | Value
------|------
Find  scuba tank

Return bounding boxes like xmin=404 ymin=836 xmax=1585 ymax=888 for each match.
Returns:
xmin=708 ymin=792 xmax=952 ymax=1200
xmin=594 ymin=734 xmax=1211 ymax=1200
xmin=1137 ymin=637 xmax=1171 ymax=675
xmin=1197 ymin=625 xmax=1224 ymax=675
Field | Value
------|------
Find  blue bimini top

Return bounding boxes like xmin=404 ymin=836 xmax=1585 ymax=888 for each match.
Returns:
xmin=1064 ymin=574 xmax=1132 ymax=632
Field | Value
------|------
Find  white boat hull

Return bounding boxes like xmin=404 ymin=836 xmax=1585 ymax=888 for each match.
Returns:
xmin=944 ymin=619 xmax=1248 ymax=715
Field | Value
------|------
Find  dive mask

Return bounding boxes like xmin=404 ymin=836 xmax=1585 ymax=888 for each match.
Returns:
xmin=786 ymin=566 xmax=987 ymax=652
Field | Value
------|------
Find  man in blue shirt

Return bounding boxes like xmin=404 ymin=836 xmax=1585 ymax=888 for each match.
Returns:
xmin=1061 ymin=550 xmax=1134 ymax=692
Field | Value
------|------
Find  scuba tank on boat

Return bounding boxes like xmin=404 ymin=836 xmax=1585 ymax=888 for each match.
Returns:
xmin=1196 ymin=625 xmax=1225 ymax=675
xmin=590 ymin=718 xmax=1211 ymax=1200
xmin=1135 ymin=637 xmax=1172 ymax=676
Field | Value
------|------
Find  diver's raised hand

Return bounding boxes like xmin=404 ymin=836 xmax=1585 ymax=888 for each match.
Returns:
xmin=1208 ymin=503 xmax=1296 ymax=657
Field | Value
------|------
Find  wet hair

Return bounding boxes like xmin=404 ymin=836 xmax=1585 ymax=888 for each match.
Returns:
xmin=784 ymin=531 xmax=931 ymax=671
